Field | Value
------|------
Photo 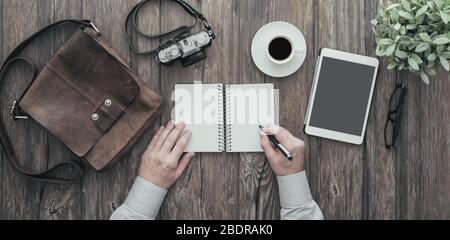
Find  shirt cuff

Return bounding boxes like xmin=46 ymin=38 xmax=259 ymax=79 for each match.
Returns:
xmin=277 ymin=171 xmax=314 ymax=208
xmin=123 ymin=177 xmax=168 ymax=219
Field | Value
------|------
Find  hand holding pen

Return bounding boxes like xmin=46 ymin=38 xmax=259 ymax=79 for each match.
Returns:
xmin=259 ymin=125 xmax=293 ymax=161
xmin=259 ymin=125 xmax=306 ymax=176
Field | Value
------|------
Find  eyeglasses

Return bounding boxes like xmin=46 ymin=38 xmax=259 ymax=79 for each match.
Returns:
xmin=385 ymin=84 xmax=407 ymax=149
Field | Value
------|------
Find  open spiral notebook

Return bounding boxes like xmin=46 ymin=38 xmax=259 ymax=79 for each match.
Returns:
xmin=174 ymin=84 xmax=278 ymax=153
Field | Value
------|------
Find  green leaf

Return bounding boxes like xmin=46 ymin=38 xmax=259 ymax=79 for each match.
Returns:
xmin=416 ymin=14 xmax=426 ymax=24
xmin=376 ymin=45 xmax=386 ymax=56
xmin=401 ymin=0 xmax=411 ymax=11
xmin=415 ymin=43 xmax=430 ymax=52
xmin=370 ymin=19 xmax=378 ymax=25
xmin=379 ymin=0 xmax=384 ymax=9
xmin=426 ymin=12 xmax=437 ymax=21
xmin=406 ymin=24 xmax=417 ymax=30
xmin=428 ymin=53 xmax=438 ymax=61
xmin=387 ymin=62 xmax=398 ymax=70
xmin=434 ymin=34 xmax=447 ymax=39
xmin=380 ymin=38 xmax=394 ymax=45
xmin=415 ymin=5 xmax=429 ymax=18
xmin=400 ymin=26 xmax=406 ymax=35
xmin=432 ymin=37 xmax=450 ymax=45
xmin=386 ymin=3 xmax=401 ymax=11
xmin=394 ymin=23 xmax=402 ymax=30
xmin=435 ymin=0 xmax=443 ymax=9
xmin=395 ymin=50 xmax=408 ymax=59
xmin=379 ymin=8 xmax=386 ymax=18
xmin=385 ymin=44 xmax=397 ymax=56
xmin=421 ymin=72 xmax=430 ymax=85
xmin=399 ymin=36 xmax=413 ymax=44
xmin=428 ymin=1 xmax=436 ymax=10
xmin=373 ymin=27 xmax=380 ymax=37
xmin=411 ymin=54 xmax=423 ymax=64
xmin=440 ymin=11 xmax=450 ymax=24
xmin=441 ymin=51 xmax=450 ymax=58
xmin=419 ymin=33 xmax=432 ymax=42
xmin=408 ymin=58 xmax=420 ymax=71
xmin=437 ymin=45 xmax=445 ymax=54
xmin=398 ymin=11 xmax=414 ymax=20
xmin=391 ymin=9 xmax=400 ymax=22
xmin=440 ymin=56 xmax=450 ymax=71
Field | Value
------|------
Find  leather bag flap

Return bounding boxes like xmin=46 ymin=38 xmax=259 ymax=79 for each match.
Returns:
xmin=19 ymin=28 xmax=140 ymax=157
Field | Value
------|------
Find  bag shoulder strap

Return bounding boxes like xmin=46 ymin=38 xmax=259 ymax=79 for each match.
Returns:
xmin=0 ymin=19 xmax=96 ymax=184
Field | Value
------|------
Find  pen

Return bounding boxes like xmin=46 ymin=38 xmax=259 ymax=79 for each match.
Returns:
xmin=259 ymin=126 xmax=293 ymax=161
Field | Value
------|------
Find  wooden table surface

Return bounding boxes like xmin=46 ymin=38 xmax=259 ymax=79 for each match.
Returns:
xmin=0 ymin=0 xmax=449 ymax=220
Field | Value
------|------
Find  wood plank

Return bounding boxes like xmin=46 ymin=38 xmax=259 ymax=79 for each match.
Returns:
xmin=128 ymin=0 xmax=162 ymax=218
xmin=307 ymin=0 xmax=321 ymax=208
xmin=0 ymin=0 xmax=4 ymax=220
xmin=422 ymin=70 xmax=450 ymax=219
xmin=397 ymin=73 xmax=426 ymax=219
xmin=315 ymin=0 xmax=366 ymax=220
xmin=235 ymin=0 xmax=270 ymax=220
xmin=159 ymin=0 xmax=204 ymax=220
xmin=197 ymin=0 xmax=239 ymax=219
xmin=38 ymin=0 xmax=84 ymax=220
xmin=0 ymin=0 xmax=51 ymax=220
xmin=363 ymin=0 xmax=396 ymax=220
xmin=81 ymin=0 xmax=140 ymax=220
xmin=263 ymin=0 xmax=316 ymax=220
xmin=398 ymin=70 xmax=450 ymax=219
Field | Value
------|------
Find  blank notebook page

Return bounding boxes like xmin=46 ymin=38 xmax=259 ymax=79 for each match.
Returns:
xmin=227 ymin=84 xmax=276 ymax=152
xmin=174 ymin=84 xmax=222 ymax=152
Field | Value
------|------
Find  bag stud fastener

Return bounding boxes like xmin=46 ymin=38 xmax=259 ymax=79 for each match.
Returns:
xmin=91 ymin=113 xmax=99 ymax=121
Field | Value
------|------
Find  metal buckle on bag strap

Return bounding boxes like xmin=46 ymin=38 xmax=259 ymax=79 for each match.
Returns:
xmin=81 ymin=20 xmax=100 ymax=35
xmin=89 ymin=21 xmax=100 ymax=34
xmin=10 ymin=100 xmax=29 ymax=120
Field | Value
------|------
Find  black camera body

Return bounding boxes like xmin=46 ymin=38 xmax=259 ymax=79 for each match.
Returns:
xmin=156 ymin=31 xmax=213 ymax=67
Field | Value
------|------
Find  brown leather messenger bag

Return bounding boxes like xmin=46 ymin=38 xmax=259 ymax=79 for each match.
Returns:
xmin=0 ymin=20 xmax=162 ymax=184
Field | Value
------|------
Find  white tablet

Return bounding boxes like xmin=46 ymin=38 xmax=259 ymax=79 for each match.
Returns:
xmin=304 ymin=48 xmax=379 ymax=145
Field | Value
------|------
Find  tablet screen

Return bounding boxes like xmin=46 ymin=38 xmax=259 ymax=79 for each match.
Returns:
xmin=309 ymin=57 xmax=376 ymax=136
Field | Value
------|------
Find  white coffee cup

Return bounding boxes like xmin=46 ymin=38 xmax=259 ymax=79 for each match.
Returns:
xmin=267 ymin=35 xmax=305 ymax=65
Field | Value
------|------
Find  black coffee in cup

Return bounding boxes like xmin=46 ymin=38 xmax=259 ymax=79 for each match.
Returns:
xmin=269 ymin=37 xmax=293 ymax=61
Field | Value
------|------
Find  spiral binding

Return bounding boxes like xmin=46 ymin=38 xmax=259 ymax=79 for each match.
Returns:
xmin=216 ymin=84 xmax=233 ymax=152
xmin=225 ymin=85 xmax=232 ymax=152
xmin=217 ymin=84 xmax=225 ymax=152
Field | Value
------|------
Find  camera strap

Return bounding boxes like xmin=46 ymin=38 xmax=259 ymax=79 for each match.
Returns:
xmin=125 ymin=0 xmax=215 ymax=55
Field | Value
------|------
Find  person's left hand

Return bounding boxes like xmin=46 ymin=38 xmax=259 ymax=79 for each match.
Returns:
xmin=138 ymin=121 xmax=195 ymax=189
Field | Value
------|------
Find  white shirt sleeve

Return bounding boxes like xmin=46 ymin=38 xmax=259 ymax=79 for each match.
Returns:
xmin=111 ymin=172 xmax=323 ymax=220
xmin=110 ymin=177 xmax=167 ymax=220
xmin=277 ymin=171 xmax=324 ymax=220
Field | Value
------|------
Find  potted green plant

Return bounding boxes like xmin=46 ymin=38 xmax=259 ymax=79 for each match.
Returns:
xmin=372 ymin=0 xmax=450 ymax=84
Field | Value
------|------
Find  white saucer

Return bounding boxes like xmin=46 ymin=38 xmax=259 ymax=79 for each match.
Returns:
xmin=251 ymin=22 xmax=307 ymax=78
